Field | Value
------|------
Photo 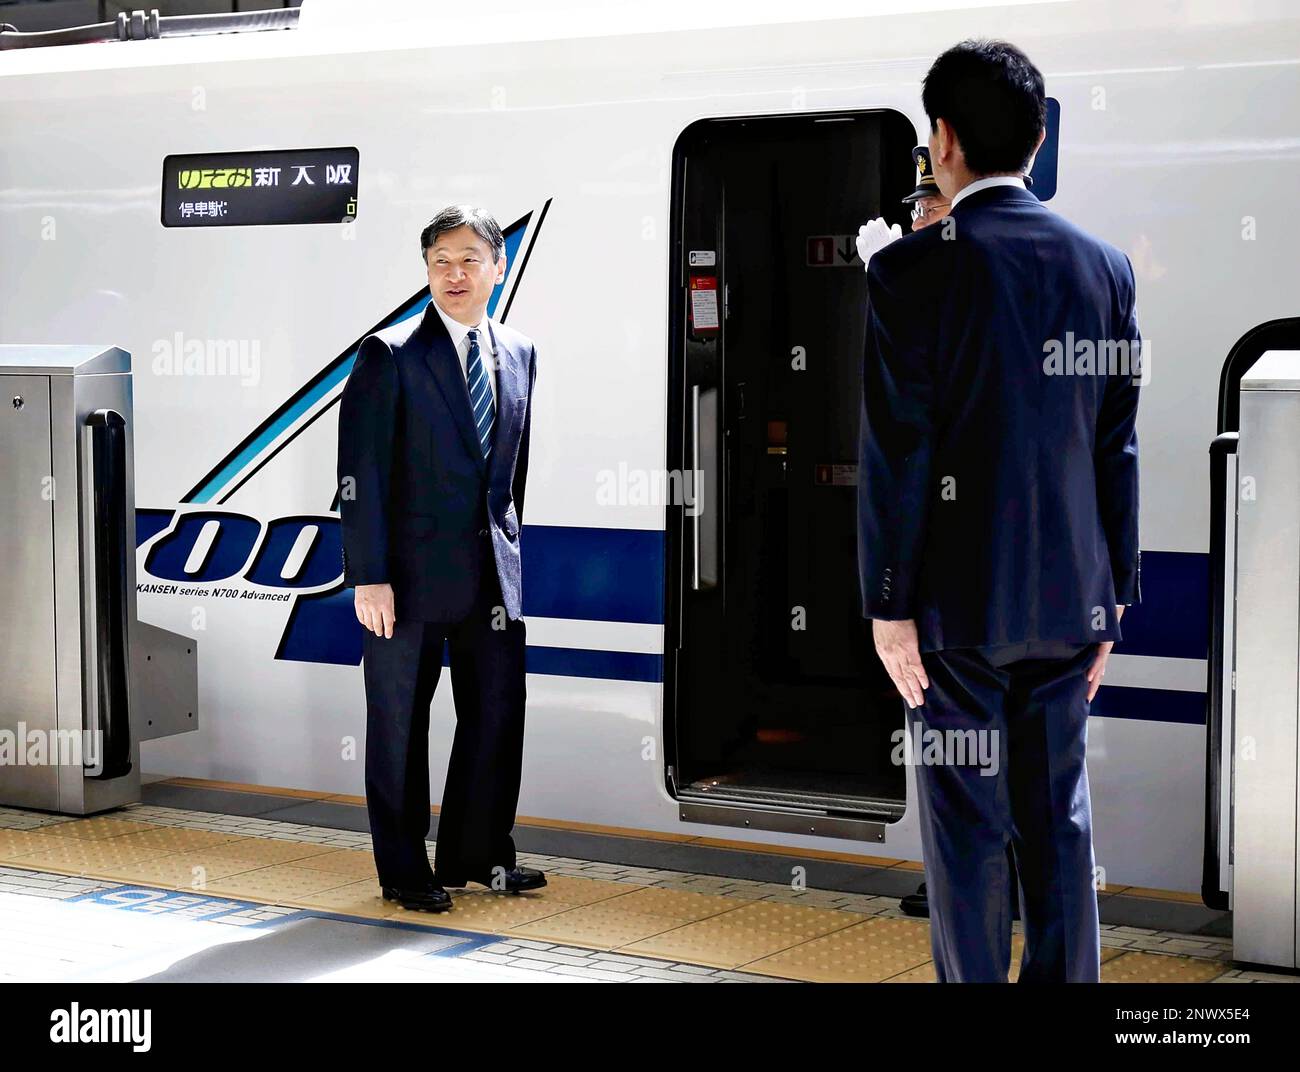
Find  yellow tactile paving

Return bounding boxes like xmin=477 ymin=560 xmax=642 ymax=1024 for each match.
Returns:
xmin=282 ymin=881 xmax=406 ymax=919
xmin=26 ymin=817 xmax=161 ymax=841
xmin=82 ymin=854 xmax=266 ymax=890
xmin=198 ymin=864 xmax=360 ymax=901
xmin=745 ymin=916 xmax=934 ymax=982
xmin=887 ymin=962 xmax=939 ymax=982
xmin=109 ymin=828 xmax=251 ymax=853
xmin=873 ymin=940 xmax=1129 ymax=983
xmin=0 ymin=828 xmax=68 ymax=858
xmin=882 ymin=942 xmax=1132 ymax=983
xmin=432 ymin=890 xmax=586 ymax=932
xmin=1006 ymin=938 xmax=1126 ymax=978
xmin=517 ymin=875 xmax=636 ymax=905
xmin=280 ymin=848 xmax=379 ymax=877
xmin=2 ymin=839 xmax=177 ymax=876
xmin=149 ymin=778 xmax=1216 ymax=905
xmin=603 ymin=884 xmax=749 ymax=921
xmin=507 ymin=901 xmax=689 ymax=949
xmin=1102 ymin=951 xmax=1228 ymax=983
xmin=621 ymin=901 xmax=863 ymax=969
xmin=0 ymin=804 xmax=1242 ymax=983
xmin=192 ymin=839 xmax=340 ymax=868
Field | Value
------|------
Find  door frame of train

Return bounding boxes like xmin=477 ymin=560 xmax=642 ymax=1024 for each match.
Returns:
xmin=661 ymin=106 xmax=917 ymax=842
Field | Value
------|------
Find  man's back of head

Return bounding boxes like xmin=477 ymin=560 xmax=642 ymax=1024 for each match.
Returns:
xmin=922 ymin=39 xmax=1047 ymax=197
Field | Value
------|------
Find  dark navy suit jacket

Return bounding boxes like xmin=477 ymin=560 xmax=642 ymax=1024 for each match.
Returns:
xmin=857 ymin=184 xmax=1141 ymax=652
xmin=337 ymin=301 xmax=537 ymax=622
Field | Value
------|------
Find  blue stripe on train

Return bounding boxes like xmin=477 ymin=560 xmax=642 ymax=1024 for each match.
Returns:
xmin=1089 ymin=685 xmax=1206 ymax=725
xmin=272 ymin=527 xmax=664 ymax=666
xmin=525 ymin=647 xmax=662 ymax=682
xmin=139 ymin=515 xmax=1204 ymax=658
xmin=1111 ymin=550 xmax=1208 ymax=661
xmin=273 ymin=584 xmax=661 ymax=682
xmin=136 ymin=508 xmax=177 ymax=547
xmin=140 ymin=514 xmax=1208 ymax=721
xmin=519 ymin=525 xmax=664 ymax=624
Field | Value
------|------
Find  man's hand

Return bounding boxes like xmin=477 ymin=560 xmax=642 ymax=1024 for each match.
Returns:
xmin=354 ymin=583 xmax=396 ymax=639
xmin=856 ymin=217 xmax=902 ymax=270
xmin=1085 ymin=604 xmax=1125 ymax=701
xmin=873 ymin=618 xmax=929 ymax=709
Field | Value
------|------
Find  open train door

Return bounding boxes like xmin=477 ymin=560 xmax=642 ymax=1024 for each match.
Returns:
xmin=665 ymin=109 xmax=917 ymax=841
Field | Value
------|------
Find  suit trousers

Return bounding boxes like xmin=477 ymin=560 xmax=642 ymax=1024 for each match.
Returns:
xmin=908 ymin=640 xmax=1100 ymax=982
xmin=361 ymin=539 xmax=527 ymax=887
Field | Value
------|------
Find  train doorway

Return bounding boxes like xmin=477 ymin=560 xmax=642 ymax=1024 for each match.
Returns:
xmin=666 ymin=109 xmax=919 ymax=839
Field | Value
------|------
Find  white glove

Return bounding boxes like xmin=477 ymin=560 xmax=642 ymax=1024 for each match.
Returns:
xmin=856 ymin=217 xmax=902 ymax=271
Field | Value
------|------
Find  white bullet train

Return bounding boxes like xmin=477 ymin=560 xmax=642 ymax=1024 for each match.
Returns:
xmin=1 ymin=0 xmax=1297 ymax=900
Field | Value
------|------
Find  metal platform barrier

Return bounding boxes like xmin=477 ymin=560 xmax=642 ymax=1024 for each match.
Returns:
xmin=0 ymin=345 xmax=197 ymax=815
xmin=1207 ymin=347 xmax=1300 ymax=969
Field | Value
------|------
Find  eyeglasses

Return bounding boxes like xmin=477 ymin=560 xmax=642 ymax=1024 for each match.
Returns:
xmin=910 ymin=200 xmax=951 ymax=223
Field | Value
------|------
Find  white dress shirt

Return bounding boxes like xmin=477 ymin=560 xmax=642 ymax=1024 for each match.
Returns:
xmin=431 ymin=299 xmax=497 ymax=408
xmin=950 ymin=174 xmax=1027 ymax=209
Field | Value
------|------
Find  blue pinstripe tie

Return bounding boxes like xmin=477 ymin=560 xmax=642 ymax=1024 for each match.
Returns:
xmin=465 ymin=328 xmax=495 ymax=460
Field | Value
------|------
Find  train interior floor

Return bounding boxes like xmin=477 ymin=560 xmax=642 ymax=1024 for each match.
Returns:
xmin=0 ymin=778 xmax=1293 ymax=984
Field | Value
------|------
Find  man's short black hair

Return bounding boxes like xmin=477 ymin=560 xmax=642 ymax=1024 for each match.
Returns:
xmin=921 ymin=39 xmax=1046 ymax=175
xmin=420 ymin=204 xmax=505 ymax=264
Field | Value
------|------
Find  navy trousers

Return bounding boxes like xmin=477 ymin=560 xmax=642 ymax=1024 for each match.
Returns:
xmin=360 ymin=543 xmax=527 ymax=888
xmin=909 ymin=640 xmax=1100 ymax=982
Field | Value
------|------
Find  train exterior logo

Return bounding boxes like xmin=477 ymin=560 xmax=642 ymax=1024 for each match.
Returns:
xmin=133 ymin=199 xmax=661 ymax=681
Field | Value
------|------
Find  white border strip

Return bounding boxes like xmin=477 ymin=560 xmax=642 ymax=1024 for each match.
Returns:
xmin=526 ymin=617 xmax=663 ymax=654
xmin=1105 ymin=654 xmax=1206 ymax=693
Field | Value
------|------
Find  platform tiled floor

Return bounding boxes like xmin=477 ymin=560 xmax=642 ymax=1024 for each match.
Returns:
xmin=0 ymin=802 xmax=1293 ymax=983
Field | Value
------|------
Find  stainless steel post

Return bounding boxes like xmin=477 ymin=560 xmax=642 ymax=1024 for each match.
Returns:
xmin=1232 ymin=350 xmax=1300 ymax=968
xmin=0 ymin=345 xmax=197 ymax=815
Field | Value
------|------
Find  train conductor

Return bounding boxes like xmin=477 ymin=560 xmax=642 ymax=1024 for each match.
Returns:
xmin=338 ymin=204 xmax=544 ymax=911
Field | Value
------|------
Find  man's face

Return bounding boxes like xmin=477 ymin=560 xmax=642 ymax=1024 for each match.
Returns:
xmin=426 ymin=224 xmax=506 ymax=325
xmin=911 ymin=194 xmax=952 ymax=232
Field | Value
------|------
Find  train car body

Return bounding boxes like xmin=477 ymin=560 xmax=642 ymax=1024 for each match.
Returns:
xmin=2 ymin=0 xmax=1297 ymax=893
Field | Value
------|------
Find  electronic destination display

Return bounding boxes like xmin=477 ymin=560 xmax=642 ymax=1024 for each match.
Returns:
xmin=161 ymin=146 xmax=358 ymax=227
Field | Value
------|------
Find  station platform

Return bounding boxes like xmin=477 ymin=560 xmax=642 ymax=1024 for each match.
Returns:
xmin=0 ymin=780 xmax=1291 ymax=984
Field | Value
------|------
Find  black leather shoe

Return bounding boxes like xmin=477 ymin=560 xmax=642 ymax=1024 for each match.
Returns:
xmin=900 ymin=881 xmax=1022 ymax=921
xmin=434 ymin=866 xmax=547 ymax=893
xmin=901 ymin=881 xmax=930 ymax=918
xmin=381 ymin=883 xmax=453 ymax=912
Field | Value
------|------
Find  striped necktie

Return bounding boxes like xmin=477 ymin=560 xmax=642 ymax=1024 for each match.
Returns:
xmin=465 ymin=328 xmax=495 ymax=460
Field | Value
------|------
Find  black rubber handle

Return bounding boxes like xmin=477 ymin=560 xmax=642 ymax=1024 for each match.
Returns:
xmin=1201 ymin=432 xmax=1237 ymax=910
xmin=86 ymin=408 xmax=132 ymax=780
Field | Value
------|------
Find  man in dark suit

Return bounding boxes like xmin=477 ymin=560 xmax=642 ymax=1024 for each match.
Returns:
xmin=857 ymin=41 xmax=1141 ymax=981
xmin=337 ymin=204 xmax=543 ymax=912
xmin=866 ymin=145 xmax=1022 ymax=928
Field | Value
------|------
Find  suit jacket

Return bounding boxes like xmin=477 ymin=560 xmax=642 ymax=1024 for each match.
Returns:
xmin=857 ymin=184 xmax=1141 ymax=652
xmin=337 ymin=300 xmax=537 ymax=622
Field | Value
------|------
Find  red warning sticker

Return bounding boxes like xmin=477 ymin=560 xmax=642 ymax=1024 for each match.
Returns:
xmin=689 ymin=274 xmax=720 ymax=334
